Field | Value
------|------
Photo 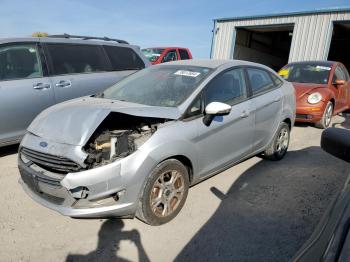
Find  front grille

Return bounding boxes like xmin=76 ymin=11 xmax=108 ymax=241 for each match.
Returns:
xmin=21 ymin=147 xmax=81 ymax=173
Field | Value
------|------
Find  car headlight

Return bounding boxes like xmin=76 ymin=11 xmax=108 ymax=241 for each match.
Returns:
xmin=307 ymin=92 xmax=322 ymax=104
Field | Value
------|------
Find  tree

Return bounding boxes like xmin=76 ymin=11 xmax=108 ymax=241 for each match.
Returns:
xmin=32 ymin=32 xmax=49 ymax=37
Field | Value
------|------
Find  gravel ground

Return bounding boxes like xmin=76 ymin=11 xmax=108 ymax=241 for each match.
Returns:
xmin=1 ymin=115 xmax=350 ymax=262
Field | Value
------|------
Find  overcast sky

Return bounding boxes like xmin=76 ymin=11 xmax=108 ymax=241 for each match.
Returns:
xmin=1 ymin=0 xmax=349 ymax=58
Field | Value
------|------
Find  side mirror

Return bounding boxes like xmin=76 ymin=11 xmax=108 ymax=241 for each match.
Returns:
xmin=203 ymin=102 xmax=231 ymax=126
xmin=334 ymin=79 xmax=346 ymax=86
xmin=321 ymin=128 xmax=350 ymax=163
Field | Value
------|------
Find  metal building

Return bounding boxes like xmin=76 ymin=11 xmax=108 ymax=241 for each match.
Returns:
xmin=210 ymin=7 xmax=350 ymax=71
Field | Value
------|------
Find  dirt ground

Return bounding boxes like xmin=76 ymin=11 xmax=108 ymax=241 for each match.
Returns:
xmin=1 ymin=115 xmax=350 ymax=262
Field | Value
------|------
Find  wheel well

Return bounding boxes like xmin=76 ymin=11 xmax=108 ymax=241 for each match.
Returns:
xmin=283 ymin=118 xmax=292 ymax=130
xmin=330 ymin=98 xmax=335 ymax=108
xmin=165 ymin=155 xmax=193 ymax=182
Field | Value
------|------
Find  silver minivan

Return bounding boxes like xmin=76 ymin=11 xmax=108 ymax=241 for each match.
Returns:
xmin=0 ymin=35 xmax=149 ymax=147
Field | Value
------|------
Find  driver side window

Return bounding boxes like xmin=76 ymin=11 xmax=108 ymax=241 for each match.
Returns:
xmin=333 ymin=66 xmax=346 ymax=83
xmin=162 ymin=50 xmax=178 ymax=63
xmin=204 ymin=68 xmax=247 ymax=106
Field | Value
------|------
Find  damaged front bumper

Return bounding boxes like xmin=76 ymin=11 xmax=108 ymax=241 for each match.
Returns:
xmin=18 ymin=133 xmax=157 ymax=218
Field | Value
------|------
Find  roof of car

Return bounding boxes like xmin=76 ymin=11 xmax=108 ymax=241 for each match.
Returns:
xmin=0 ymin=37 xmax=138 ymax=48
xmin=163 ymin=59 xmax=265 ymax=69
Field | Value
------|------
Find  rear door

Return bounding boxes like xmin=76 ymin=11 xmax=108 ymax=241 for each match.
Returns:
xmin=0 ymin=43 xmax=55 ymax=144
xmin=44 ymin=43 xmax=144 ymax=103
xmin=246 ymin=67 xmax=283 ymax=151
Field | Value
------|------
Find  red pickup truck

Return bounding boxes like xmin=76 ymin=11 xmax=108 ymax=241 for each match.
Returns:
xmin=141 ymin=47 xmax=192 ymax=65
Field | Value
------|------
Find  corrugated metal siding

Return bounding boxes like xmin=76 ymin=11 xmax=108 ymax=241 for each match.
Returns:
xmin=212 ymin=11 xmax=350 ymax=62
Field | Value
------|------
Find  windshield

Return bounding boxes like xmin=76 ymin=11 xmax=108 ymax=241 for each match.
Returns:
xmin=102 ymin=65 xmax=212 ymax=107
xmin=141 ymin=48 xmax=164 ymax=62
xmin=279 ymin=63 xmax=332 ymax=84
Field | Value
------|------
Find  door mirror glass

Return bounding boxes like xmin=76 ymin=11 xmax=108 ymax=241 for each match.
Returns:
xmin=203 ymin=102 xmax=231 ymax=126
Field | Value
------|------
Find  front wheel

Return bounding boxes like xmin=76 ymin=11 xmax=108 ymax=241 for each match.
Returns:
xmin=315 ymin=101 xmax=333 ymax=129
xmin=136 ymin=159 xmax=189 ymax=226
xmin=262 ymin=122 xmax=290 ymax=161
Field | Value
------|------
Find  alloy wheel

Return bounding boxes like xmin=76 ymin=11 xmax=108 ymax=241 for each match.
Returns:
xmin=149 ymin=170 xmax=185 ymax=217
xmin=324 ymin=103 xmax=333 ymax=127
xmin=276 ymin=127 xmax=289 ymax=154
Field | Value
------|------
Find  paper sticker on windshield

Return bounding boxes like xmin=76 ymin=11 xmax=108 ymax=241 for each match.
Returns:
xmin=316 ymin=66 xmax=331 ymax=71
xmin=174 ymin=70 xmax=201 ymax=77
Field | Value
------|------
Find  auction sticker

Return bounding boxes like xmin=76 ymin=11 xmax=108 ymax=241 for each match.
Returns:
xmin=174 ymin=70 xmax=201 ymax=77
xmin=316 ymin=66 xmax=331 ymax=71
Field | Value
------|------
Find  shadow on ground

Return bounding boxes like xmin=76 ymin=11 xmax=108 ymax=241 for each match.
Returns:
xmin=66 ymin=219 xmax=150 ymax=262
xmin=175 ymin=146 xmax=350 ymax=262
xmin=0 ymin=144 xmax=18 ymax=157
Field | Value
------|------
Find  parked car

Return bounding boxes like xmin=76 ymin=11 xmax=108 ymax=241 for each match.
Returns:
xmin=279 ymin=61 xmax=350 ymax=128
xmin=141 ymin=47 xmax=192 ymax=65
xmin=0 ymin=34 xmax=150 ymax=147
xmin=293 ymin=127 xmax=350 ymax=261
xmin=18 ymin=59 xmax=295 ymax=225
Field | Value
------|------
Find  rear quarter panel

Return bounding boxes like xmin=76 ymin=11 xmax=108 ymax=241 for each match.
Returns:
xmin=281 ymin=81 xmax=296 ymax=126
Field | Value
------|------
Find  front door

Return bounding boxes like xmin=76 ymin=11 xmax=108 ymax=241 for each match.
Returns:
xmin=194 ymin=67 xmax=255 ymax=177
xmin=332 ymin=65 xmax=349 ymax=111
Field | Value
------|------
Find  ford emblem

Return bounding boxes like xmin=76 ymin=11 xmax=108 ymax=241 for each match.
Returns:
xmin=39 ymin=141 xmax=48 ymax=148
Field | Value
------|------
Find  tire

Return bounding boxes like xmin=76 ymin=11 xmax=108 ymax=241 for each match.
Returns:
xmin=315 ymin=101 xmax=333 ymax=129
xmin=136 ymin=159 xmax=189 ymax=226
xmin=262 ymin=122 xmax=290 ymax=161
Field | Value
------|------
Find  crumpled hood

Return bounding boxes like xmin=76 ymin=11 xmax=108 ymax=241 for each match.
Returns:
xmin=292 ymin=82 xmax=328 ymax=100
xmin=28 ymin=97 xmax=181 ymax=146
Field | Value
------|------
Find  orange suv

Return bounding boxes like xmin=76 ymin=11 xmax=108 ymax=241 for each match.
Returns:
xmin=279 ymin=61 xmax=350 ymax=128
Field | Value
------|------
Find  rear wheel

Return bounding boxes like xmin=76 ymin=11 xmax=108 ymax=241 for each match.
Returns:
xmin=263 ymin=122 xmax=290 ymax=161
xmin=136 ymin=159 xmax=189 ymax=226
xmin=315 ymin=101 xmax=333 ymax=129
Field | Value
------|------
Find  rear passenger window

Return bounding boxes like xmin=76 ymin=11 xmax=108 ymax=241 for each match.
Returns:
xmin=270 ymin=73 xmax=283 ymax=87
xmin=205 ymin=68 xmax=247 ymax=105
xmin=247 ymin=68 xmax=275 ymax=95
xmin=179 ymin=49 xmax=190 ymax=60
xmin=103 ymin=45 xmax=145 ymax=71
xmin=47 ymin=44 xmax=108 ymax=75
xmin=0 ymin=44 xmax=43 ymax=81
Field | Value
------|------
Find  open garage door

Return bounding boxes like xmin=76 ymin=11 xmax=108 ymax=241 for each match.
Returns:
xmin=328 ymin=22 xmax=350 ymax=72
xmin=233 ymin=25 xmax=294 ymax=71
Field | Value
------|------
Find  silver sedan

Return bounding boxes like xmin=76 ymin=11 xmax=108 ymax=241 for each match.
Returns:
xmin=18 ymin=59 xmax=295 ymax=225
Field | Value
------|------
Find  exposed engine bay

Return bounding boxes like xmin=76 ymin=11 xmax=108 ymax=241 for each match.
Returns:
xmin=83 ymin=112 xmax=167 ymax=168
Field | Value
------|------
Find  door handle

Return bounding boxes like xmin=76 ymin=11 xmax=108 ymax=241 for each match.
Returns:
xmin=55 ymin=80 xmax=72 ymax=88
xmin=240 ymin=110 xmax=250 ymax=118
xmin=33 ymin=83 xmax=51 ymax=90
